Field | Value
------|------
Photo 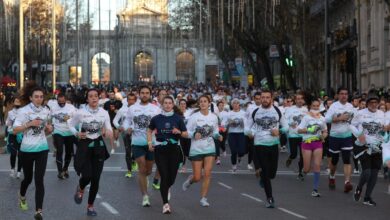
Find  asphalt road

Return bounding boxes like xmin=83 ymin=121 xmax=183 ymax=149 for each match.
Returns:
xmin=0 ymin=136 xmax=389 ymax=220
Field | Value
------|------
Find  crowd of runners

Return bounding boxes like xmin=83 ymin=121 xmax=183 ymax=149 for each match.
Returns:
xmin=3 ymin=81 xmax=390 ymax=219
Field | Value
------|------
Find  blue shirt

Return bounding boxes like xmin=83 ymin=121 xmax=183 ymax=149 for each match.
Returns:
xmin=149 ymin=113 xmax=187 ymax=145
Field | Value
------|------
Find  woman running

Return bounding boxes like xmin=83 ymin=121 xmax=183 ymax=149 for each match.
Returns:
xmin=69 ymin=88 xmax=113 ymax=216
xmin=182 ymin=95 xmax=223 ymax=207
xmin=147 ymin=96 xmax=188 ymax=214
xmin=297 ymin=98 xmax=328 ymax=197
xmin=223 ymin=98 xmax=248 ymax=173
xmin=13 ymin=84 xmax=53 ymax=220
xmin=6 ymin=96 xmax=23 ymax=178
xmin=178 ymin=99 xmax=192 ymax=173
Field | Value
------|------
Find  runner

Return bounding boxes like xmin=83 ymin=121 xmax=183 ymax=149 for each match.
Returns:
xmin=103 ymin=90 xmax=123 ymax=154
xmin=69 ymin=88 xmax=113 ymax=216
xmin=6 ymin=96 xmax=23 ymax=178
xmin=50 ymin=94 xmax=76 ymax=180
xmin=123 ymin=85 xmax=161 ymax=207
xmin=247 ymin=89 xmax=286 ymax=208
xmin=182 ymin=95 xmax=223 ymax=207
xmin=351 ymin=93 xmax=386 ymax=206
xmin=178 ymin=99 xmax=192 ymax=173
xmin=298 ymin=98 xmax=328 ymax=197
xmin=284 ymin=92 xmax=308 ymax=180
xmin=147 ymin=96 xmax=188 ymax=214
xmin=13 ymin=84 xmax=53 ymax=220
xmin=325 ymin=88 xmax=357 ymax=192
xmin=113 ymin=93 xmax=138 ymax=178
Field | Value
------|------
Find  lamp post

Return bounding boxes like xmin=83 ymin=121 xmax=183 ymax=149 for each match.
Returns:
xmin=19 ymin=0 xmax=24 ymax=89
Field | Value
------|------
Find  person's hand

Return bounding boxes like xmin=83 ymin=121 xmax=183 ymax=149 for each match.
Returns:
xmin=127 ymin=128 xmax=133 ymax=135
xmin=358 ymin=135 xmax=366 ymax=144
xmin=384 ymin=124 xmax=390 ymax=132
xmin=300 ymin=128 xmax=308 ymax=133
xmin=194 ymin=132 xmax=202 ymax=140
xmin=218 ymin=135 xmax=223 ymax=142
xmin=148 ymin=143 xmax=154 ymax=152
xmin=338 ymin=113 xmax=350 ymax=122
xmin=271 ymin=128 xmax=280 ymax=137
xmin=104 ymin=130 xmax=113 ymax=139
xmin=172 ymin=127 xmax=181 ymax=135
xmin=29 ymin=119 xmax=42 ymax=127
xmin=45 ymin=124 xmax=53 ymax=133
xmin=78 ymin=132 xmax=87 ymax=139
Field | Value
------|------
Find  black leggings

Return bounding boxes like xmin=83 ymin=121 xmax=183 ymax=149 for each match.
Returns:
xmin=357 ymin=153 xmax=382 ymax=199
xmin=53 ymin=134 xmax=75 ymax=173
xmin=180 ymin=138 xmax=191 ymax=166
xmin=288 ymin=137 xmax=303 ymax=172
xmin=78 ymin=146 xmax=106 ymax=205
xmin=255 ymin=145 xmax=279 ymax=199
xmin=154 ymin=145 xmax=182 ymax=204
xmin=20 ymin=150 xmax=49 ymax=211
xmin=123 ymin=134 xmax=133 ymax=171
xmin=8 ymin=134 xmax=22 ymax=172
xmin=246 ymin=136 xmax=254 ymax=164
xmin=228 ymin=133 xmax=246 ymax=165
xmin=220 ymin=131 xmax=227 ymax=152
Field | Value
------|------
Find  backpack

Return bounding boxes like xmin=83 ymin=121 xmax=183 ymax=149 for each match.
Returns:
xmin=252 ymin=105 xmax=282 ymax=122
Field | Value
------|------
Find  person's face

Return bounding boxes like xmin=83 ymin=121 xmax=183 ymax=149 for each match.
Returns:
xmin=367 ymin=100 xmax=378 ymax=112
xmin=140 ymin=88 xmax=151 ymax=104
xmin=338 ymin=90 xmax=348 ymax=103
xmin=218 ymin=89 xmax=223 ymax=95
xmin=87 ymin=90 xmax=99 ymax=108
xmin=179 ymin=101 xmax=187 ymax=110
xmin=232 ymin=101 xmax=240 ymax=111
xmin=199 ymin=97 xmax=210 ymax=110
xmin=30 ymin=91 xmax=44 ymax=106
xmin=159 ymin=90 xmax=167 ymax=102
xmin=352 ymin=99 xmax=360 ymax=107
xmin=385 ymin=102 xmax=390 ymax=111
xmin=57 ymin=97 xmax=66 ymax=107
xmin=379 ymin=104 xmax=386 ymax=112
xmin=310 ymin=101 xmax=320 ymax=111
xmin=284 ymin=98 xmax=293 ymax=107
xmin=163 ymin=98 xmax=174 ymax=112
xmin=108 ymin=92 xmax=115 ymax=100
xmin=100 ymin=92 xmax=107 ymax=99
xmin=261 ymin=92 xmax=272 ymax=108
xmin=359 ymin=101 xmax=366 ymax=109
xmin=254 ymin=95 xmax=261 ymax=105
xmin=217 ymin=103 xmax=224 ymax=111
xmin=127 ymin=96 xmax=136 ymax=106
xmin=295 ymin=95 xmax=305 ymax=107
xmin=14 ymin=98 xmax=21 ymax=108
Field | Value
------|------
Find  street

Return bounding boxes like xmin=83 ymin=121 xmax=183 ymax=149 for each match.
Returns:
xmin=0 ymin=137 xmax=389 ymax=220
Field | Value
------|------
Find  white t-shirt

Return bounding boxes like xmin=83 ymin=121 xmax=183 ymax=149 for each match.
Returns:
xmin=223 ymin=110 xmax=248 ymax=133
xmin=123 ymin=103 xmax=161 ymax=146
xmin=6 ymin=108 xmax=18 ymax=133
xmin=113 ymin=105 xmax=129 ymax=129
xmin=98 ymin=98 xmax=109 ymax=108
xmin=68 ymin=106 xmax=112 ymax=140
xmin=351 ymin=109 xmax=386 ymax=146
xmin=51 ymin=103 xmax=77 ymax=136
xmin=283 ymin=105 xmax=308 ymax=138
xmin=325 ymin=101 xmax=357 ymax=138
xmin=13 ymin=104 xmax=51 ymax=152
xmin=298 ymin=114 xmax=327 ymax=142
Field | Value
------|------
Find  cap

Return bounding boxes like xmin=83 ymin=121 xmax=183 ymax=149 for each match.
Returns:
xmin=366 ymin=93 xmax=379 ymax=103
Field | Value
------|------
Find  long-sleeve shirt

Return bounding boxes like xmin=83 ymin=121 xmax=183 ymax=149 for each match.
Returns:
xmin=222 ymin=110 xmax=248 ymax=133
xmin=283 ymin=105 xmax=308 ymax=138
xmin=113 ymin=105 xmax=130 ymax=129
xmin=6 ymin=108 xmax=18 ymax=133
xmin=325 ymin=101 xmax=357 ymax=138
xmin=51 ymin=103 xmax=77 ymax=136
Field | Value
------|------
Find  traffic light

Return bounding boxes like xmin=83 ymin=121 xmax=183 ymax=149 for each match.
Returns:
xmin=285 ymin=57 xmax=294 ymax=67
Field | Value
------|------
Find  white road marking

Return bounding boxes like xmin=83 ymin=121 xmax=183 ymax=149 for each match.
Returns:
xmin=278 ymin=207 xmax=307 ymax=219
xmin=240 ymin=193 xmax=263 ymax=202
xmin=218 ymin=182 xmax=233 ymax=189
xmin=100 ymin=202 xmax=119 ymax=215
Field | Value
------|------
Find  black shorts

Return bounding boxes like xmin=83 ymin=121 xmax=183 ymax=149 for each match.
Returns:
xmin=329 ymin=136 xmax=353 ymax=154
xmin=189 ymin=153 xmax=216 ymax=161
xmin=132 ymin=145 xmax=154 ymax=161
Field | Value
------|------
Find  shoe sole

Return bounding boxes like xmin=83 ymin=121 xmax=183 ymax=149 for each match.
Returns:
xmin=363 ymin=202 xmax=375 ymax=206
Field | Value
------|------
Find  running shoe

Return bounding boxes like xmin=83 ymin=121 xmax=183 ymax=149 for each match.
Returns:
xmin=34 ymin=211 xmax=43 ymax=220
xmin=125 ymin=171 xmax=132 ymax=178
xmin=200 ymin=197 xmax=210 ymax=207
xmin=132 ymin=162 xmax=138 ymax=171
xmin=19 ymin=195 xmax=28 ymax=211
xmin=353 ymin=169 xmax=360 ymax=175
xmin=16 ymin=172 xmax=21 ymax=179
xmin=216 ymin=159 xmax=221 ymax=165
xmin=182 ymin=175 xmax=193 ymax=191
xmin=162 ymin=203 xmax=171 ymax=214
xmin=280 ymin=146 xmax=287 ymax=153
xmin=63 ymin=171 xmax=69 ymax=179
xmin=87 ymin=206 xmax=97 ymax=216
xmin=297 ymin=173 xmax=305 ymax=181
xmin=311 ymin=190 xmax=321 ymax=197
xmin=74 ymin=185 xmax=84 ymax=204
xmin=363 ymin=197 xmax=376 ymax=206
xmin=285 ymin=158 xmax=292 ymax=168
xmin=115 ymin=140 xmax=120 ymax=147
xmin=265 ymin=197 xmax=275 ymax=208
xmin=10 ymin=169 xmax=15 ymax=178
xmin=232 ymin=165 xmax=237 ymax=173
xmin=152 ymin=182 xmax=160 ymax=190
xmin=223 ymin=151 xmax=227 ymax=157
xmin=328 ymin=177 xmax=336 ymax=190
xmin=325 ymin=168 xmax=330 ymax=175
xmin=344 ymin=181 xmax=353 ymax=193
xmin=353 ymin=187 xmax=362 ymax=202
xmin=110 ymin=149 xmax=115 ymax=154
xmin=57 ymin=173 xmax=65 ymax=180
xmin=179 ymin=166 xmax=187 ymax=173
xmin=247 ymin=164 xmax=253 ymax=170
xmin=142 ymin=195 xmax=151 ymax=207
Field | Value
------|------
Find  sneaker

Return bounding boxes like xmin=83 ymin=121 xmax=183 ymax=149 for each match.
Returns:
xmin=265 ymin=197 xmax=275 ymax=208
xmin=328 ymin=177 xmax=336 ymax=190
xmin=115 ymin=140 xmax=120 ymax=147
xmin=125 ymin=171 xmax=132 ymax=178
xmin=57 ymin=173 xmax=65 ymax=180
xmin=311 ymin=190 xmax=321 ymax=197
xmin=280 ymin=146 xmax=287 ymax=153
xmin=286 ymin=158 xmax=292 ymax=168
xmin=152 ymin=182 xmax=160 ymax=190
xmin=353 ymin=187 xmax=362 ymax=202
xmin=223 ymin=151 xmax=227 ymax=157
xmin=353 ymin=169 xmax=360 ymax=175
xmin=110 ymin=149 xmax=115 ymax=154
xmin=182 ymin=175 xmax=193 ymax=191
xmin=162 ymin=203 xmax=171 ymax=214
xmin=179 ymin=166 xmax=187 ymax=173
xmin=216 ymin=159 xmax=221 ymax=165
xmin=74 ymin=185 xmax=84 ymax=204
xmin=19 ymin=195 xmax=28 ymax=211
xmin=132 ymin=163 xmax=138 ymax=171
xmin=200 ymin=197 xmax=210 ymax=207
xmin=247 ymin=164 xmax=254 ymax=170
xmin=142 ymin=195 xmax=151 ymax=207
xmin=63 ymin=171 xmax=69 ymax=179
xmin=297 ymin=173 xmax=305 ymax=181
xmin=34 ymin=211 xmax=43 ymax=220
xmin=16 ymin=172 xmax=21 ymax=179
xmin=10 ymin=169 xmax=15 ymax=178
xmin=325 ymin=168 xmax=330 ymax=175
xmin=232 ymin=165 xmax=237 ymax=173
xmin=363 ymin=197 xmax=376 ymax=206
xmin=87 ymin=206 xmax=97 ymax=216
xmin=344 ymin=182 xmax=353 ymax=193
